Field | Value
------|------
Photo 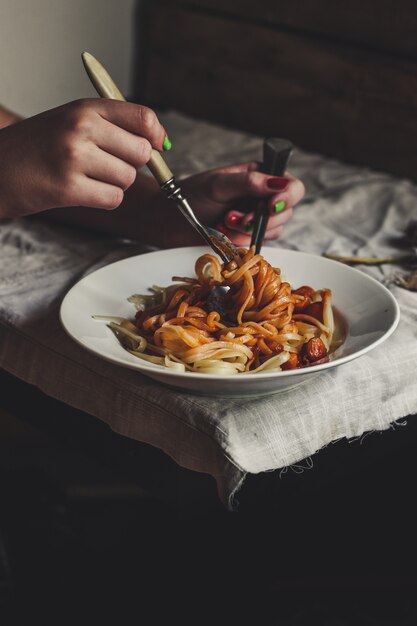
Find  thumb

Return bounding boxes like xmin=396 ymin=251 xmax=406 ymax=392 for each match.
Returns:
xmin=211 ymin=170 xmax=269 ymax=203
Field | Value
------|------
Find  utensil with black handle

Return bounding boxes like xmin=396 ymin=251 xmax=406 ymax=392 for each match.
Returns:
xmin=250 ymin=138 xmax=293 ymax=254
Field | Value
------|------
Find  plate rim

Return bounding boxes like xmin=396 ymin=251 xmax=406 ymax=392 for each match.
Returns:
xmin=59 ymin=245 xmax=401 ymax=382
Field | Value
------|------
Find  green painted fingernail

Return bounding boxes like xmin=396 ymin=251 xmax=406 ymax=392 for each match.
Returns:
xmin=163 ymin=135 xmax=172 ymax=151
xmin=245 ymin=221 xmax=254 ymax=233
xmin=274 ymin=200 xmax=286 ymax=213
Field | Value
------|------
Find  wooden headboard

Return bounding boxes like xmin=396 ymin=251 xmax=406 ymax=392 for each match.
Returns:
xmin=135 ymin=0 xmax=417 ymax=181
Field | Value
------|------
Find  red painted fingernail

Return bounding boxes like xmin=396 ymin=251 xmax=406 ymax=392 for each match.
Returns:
xmin=266 ymin=176 xmax=289 ymax=191
xmin=226 ymin=213 xmax=241 ymax=226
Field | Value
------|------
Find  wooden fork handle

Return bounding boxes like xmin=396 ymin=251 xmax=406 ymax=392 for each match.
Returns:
xmin=81 ymin=51 xmax=173 ymax=185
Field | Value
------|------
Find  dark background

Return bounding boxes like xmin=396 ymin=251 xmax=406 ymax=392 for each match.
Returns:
xmin=1 ymin=368 xmax=417 ymax=625
xmin=137 ymin=0 xmax=417 ymax=181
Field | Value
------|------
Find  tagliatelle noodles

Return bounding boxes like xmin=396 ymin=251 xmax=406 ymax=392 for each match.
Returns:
xmin=100 ymin=247 xmax=334 ymax=375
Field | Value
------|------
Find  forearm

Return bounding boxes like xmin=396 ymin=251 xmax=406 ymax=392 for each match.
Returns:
xmin=0 ymin=105 xmax=23 ymax=128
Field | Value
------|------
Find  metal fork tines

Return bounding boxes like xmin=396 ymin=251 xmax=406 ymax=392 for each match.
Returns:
xmin=162 ymin=178 xmax=238 ymax=263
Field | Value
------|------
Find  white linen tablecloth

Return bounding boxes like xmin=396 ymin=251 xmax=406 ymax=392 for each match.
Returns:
xmin=1 ymin=111 xmax=417 ymax=510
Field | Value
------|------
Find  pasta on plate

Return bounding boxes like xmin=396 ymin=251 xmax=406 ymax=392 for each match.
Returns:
xmin=98 ymin=247 xmax=335 ymax=375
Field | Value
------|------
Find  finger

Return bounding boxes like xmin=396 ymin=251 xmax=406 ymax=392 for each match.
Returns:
xmin=94 ymin=116 xmax=153 ymax=168
xmin=94 ymin=99 xmax=168 ymax=152
xmin=66 ymin=175 xmax=124 ymax=210
xmin=224 ymin=207 xmax=293 ymax=234
xmin=215 ymin=222 xmax=285 ymax=248
xmin=211 ymin=171 xmax=290 ymax=204
xmin=265 ymin=175 xmax=305 ymax=215
xmin=83 ymin=145 xmax=137 ymax=190
xmin=228 ymin=227 xmax=284 ymax=247
xmin=263 ymin=225 xmax=284 ymax=241
xmin=210 ymin=171 xmax=266 ymax=204
xmin=211 ymin=168 xmax=305 ymax=210
xmin=265 ymin=207 xmax=293 ymax=230
xmin=217 ymin=226 xmax=253 ymax=248
xmin=214 ymin=161 xmax=260 ymax=175
xmin=223 ymin=210 xmax=246 ymax=230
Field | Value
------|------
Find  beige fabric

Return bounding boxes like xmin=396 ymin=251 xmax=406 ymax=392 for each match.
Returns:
xmin=1 ymin=111 xmax=417 ymax=510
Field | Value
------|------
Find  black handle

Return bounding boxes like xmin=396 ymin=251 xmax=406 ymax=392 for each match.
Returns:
xmin=250 ymin=138 xmax=293 ymax=253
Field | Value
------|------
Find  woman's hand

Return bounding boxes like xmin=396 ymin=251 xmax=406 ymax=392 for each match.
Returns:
xmin=0 ymin=98 xmax=168 ymax=220
xmin=113 ymin=161 xmax=305 ymax=248
xmin=32 ymin=138 xmax=304 ymax=250
xmin=178 ymin=161 xmax=305 ymax=247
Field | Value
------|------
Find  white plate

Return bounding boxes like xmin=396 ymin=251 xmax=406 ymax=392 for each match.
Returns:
xmin=60 ymin=246 xmax=400 ymax=397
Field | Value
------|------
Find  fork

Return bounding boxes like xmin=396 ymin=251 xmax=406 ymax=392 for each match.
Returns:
xmin=81 ymin=51 xmax=239 ymax=264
